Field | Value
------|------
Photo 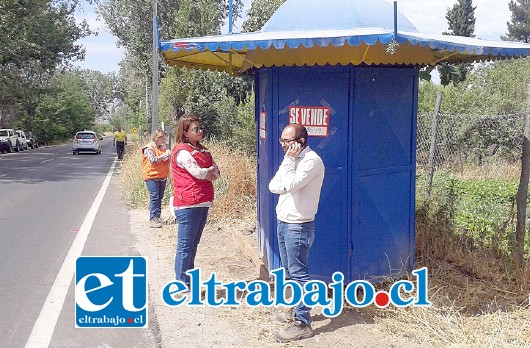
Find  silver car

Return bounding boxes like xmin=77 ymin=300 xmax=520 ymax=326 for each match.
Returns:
xmin=73 ymin=130 xmax=102 ymax=155
xmin=15 ymin=130 xmax=29 ymax=150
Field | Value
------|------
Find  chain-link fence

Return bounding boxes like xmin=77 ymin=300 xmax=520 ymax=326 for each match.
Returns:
xmin=417 ymin=111 xmax=526 ymax=174
xmin=416 ymin=107 xmax=530 ymax=256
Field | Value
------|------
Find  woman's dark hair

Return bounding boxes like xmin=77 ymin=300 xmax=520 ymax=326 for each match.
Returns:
xmin=175 ymin=114 xmax=200 ymax=144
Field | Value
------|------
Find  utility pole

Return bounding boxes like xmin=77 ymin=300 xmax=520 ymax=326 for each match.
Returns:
xmin=145 ymin=79 xmax=150 ymax=132
xmin=151 ymin=0 xmax=159 ymax=132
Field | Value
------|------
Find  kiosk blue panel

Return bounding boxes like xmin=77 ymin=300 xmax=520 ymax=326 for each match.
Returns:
xmin=275 ymin=66 xmax=350 ymax=280
xmin=351 ymin=67 xmax=417 ymax=280
xmin=256 ymin=70 xmax=275 ymax=268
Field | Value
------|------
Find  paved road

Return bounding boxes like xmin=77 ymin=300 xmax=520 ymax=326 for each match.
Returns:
xmin=0 ymin=138 xmax=158 ymax=348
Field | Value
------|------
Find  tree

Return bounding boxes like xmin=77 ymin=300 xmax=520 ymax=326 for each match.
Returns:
xmin=98 ymin=0 xmax=244 ymax=129
xmin=0 ymin=0 xmax=91 ymax=129
xmin=503 ymin=0 xmax=530 ymax=43
xmin=242 ymin=0 xmax=286 ymax=32
xmin=33 ymin=72 xmax=95 ymax=142
xmin=439 ymin=0 xmax=476 ymax=86
xmin=76 ymin=69 xmax=120 ymax=123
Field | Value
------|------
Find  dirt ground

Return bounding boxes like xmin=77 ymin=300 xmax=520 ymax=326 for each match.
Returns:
xmin=129 ymin=209 xmax=427 ymax=348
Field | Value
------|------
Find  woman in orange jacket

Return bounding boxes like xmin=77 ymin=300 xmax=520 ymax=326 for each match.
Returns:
xmin=142 ymin=129 xmax=171 ymax=228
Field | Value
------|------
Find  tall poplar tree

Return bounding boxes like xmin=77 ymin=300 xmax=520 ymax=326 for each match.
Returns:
xmin=439 ymin=0 xmax=476 ymax=86
xmin=503 ymin=0 xmax=530 ymax=43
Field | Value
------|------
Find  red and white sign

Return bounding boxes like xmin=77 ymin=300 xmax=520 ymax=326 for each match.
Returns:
xmin=259 ymin=112 xmax=266 ymax=139
xmin=288 ymin=106 xmax=330 ymax=137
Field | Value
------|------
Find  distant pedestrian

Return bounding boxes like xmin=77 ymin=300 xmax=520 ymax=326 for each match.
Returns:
xmin=113 ymin=126 xmax=127 ymax=159
xmin=142 ymin=129 xmax=171 ymax=228
xmin=171 ymin=114 xmax=219 ymax=291
xmin=268 ymin=123 xmax=325 ymax=343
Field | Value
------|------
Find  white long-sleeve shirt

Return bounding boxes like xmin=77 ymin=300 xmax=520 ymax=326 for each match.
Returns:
xmin=170 ymin=149 xmax=220 ymax=212
xmin=268 ymin=146 xmax=325 ymax=223
xmin=175 ymin=150 xmax=220 ymax=180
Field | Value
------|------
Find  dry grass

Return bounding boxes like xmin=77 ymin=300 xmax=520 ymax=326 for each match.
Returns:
xmin=436 ymin=162 xmax=522 ymax=181
xmin=376 ymin=203 xmax=530 ymax=347
xmin=377 ymin=299 xmax=530 ymax=347
xmin=117 ymin=142 xmax=153 ymax=209
xmin=204 ymin=140 xmax=256 ymax=223
xmin=118 ymin=140 xmax=256 ymax=223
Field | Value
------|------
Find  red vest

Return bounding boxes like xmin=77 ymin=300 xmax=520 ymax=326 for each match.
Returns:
xmin=141 ymin=143 xmax=170 ymax=181
xmin=171 ymin=143 xmax=214 ymax=207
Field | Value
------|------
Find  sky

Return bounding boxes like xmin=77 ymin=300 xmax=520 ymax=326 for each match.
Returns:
xmin=73 ymin=0 xmax=513 ymax=74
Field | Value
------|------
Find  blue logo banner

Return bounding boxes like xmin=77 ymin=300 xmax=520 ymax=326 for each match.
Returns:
xmin=75 ymin=256 xmax=148 ymax=328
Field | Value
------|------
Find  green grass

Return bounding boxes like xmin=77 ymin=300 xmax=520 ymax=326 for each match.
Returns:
xmin=417 ymin=169 xmax=529 ymax=255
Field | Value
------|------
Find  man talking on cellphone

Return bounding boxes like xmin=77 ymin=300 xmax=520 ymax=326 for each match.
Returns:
xmin=268 ymin=123 xmax=325 ymax=343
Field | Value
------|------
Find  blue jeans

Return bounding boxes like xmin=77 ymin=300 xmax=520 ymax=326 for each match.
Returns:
xmin=145 ymin=179 xmax=167 ymax=220
xmin=174 ymin=207 xmax=209 ymax=288
xmin=277 ymin=220 xmax=315 ymax=325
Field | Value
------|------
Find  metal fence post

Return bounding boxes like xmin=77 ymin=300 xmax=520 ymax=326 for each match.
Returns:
xmin=515 ymin=84 xmax=530 ymax=264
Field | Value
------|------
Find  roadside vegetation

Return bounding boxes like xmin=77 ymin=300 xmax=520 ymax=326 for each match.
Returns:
xmin=118 ymin=139 xmax=256 ymax=223
xmin=3 ymin=0 xmax=530 ymax=345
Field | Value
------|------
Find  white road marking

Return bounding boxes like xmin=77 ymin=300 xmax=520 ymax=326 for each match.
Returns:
xmin=25 ymin=160 xmax=118 ymax=348
xmin=40 ymin=159 xmax=53 ymax=164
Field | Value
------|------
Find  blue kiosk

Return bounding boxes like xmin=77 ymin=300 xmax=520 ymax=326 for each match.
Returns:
xmin=160 ymin=0 xmax=530 ymax=282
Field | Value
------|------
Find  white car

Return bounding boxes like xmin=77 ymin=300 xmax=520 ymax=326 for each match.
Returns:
xmin=15 ymin=130 xmax=29 ymax=150
xmin=73 ymin=130 xmax=102 ymax=155
xmin=0 ymin=128 xmax=21 ymax=153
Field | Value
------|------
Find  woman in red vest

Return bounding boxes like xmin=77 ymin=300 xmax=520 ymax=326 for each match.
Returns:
xmin=171 ymin=114 xmax=219 ymax=290
xmin=142 ymin=129 xmax=171 ymax=228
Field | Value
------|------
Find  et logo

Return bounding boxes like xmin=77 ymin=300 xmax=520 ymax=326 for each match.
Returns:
xmin=75 ymin=256 xmax=148 ymax=328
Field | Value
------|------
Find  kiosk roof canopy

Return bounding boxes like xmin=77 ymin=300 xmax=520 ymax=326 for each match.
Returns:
xmin=159 ymin=0 xmax=530 ymax=74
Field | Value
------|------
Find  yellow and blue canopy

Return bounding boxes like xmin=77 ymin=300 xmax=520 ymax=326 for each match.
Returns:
xmin=159 ymin=0 xmax=530 ymax=74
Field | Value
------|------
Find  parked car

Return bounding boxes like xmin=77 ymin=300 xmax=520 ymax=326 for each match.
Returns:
xmin=73 ymin=130 xmax=102 ymax=155
xmin=25 ymin=132 xmax=39 ymax=149
xmin=15 ymin=130 xmax=29 ymax=150
xmin=0 ymin=128 xmax=21 ymax=153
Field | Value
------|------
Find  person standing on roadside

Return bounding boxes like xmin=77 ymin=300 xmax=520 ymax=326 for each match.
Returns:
xmin=142 ymin=129 xmax=171 ymax=228
xmin=171 ymin=114 xmax=220 ymax=291
xmin=268 ymin=123 xmax=325 ymax=343
xmin=142 ymin=129 xmax=149 ymax=142
xmin=113 ymin=126 xmax=127 ymax=160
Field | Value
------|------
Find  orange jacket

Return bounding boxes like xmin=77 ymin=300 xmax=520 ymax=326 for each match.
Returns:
xmin=141 ymin=143 xmax=170 ymax=180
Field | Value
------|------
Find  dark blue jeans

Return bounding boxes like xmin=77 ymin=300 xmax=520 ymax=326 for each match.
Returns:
xmin=174 ymin=207 xmax=209 ymax=288
xmin=277 ymin=220 xmax=315 ymax=325
xmin=145 ymin=179 xmax=167 ymax=220
xmin=116 ymin=141 xmax=125 ymax=159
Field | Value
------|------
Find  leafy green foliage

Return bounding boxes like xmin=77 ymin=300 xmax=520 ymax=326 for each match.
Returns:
xmin=159 ymin=67 xmax=253 ymax=148
xmin=0 ymin=0 xmax=91 ymax=133
xmin=418 ymin=58 xmax=530 ymax=166
xmin=418 ymin=170 xmax=525 ymax=255
xmin=33 ymin=72 xmax=95 ymax=142
xmin=241 ymin=0 xmax=285 ymax=32
xmin=76 ymin=69 xmax=120 ymax=122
